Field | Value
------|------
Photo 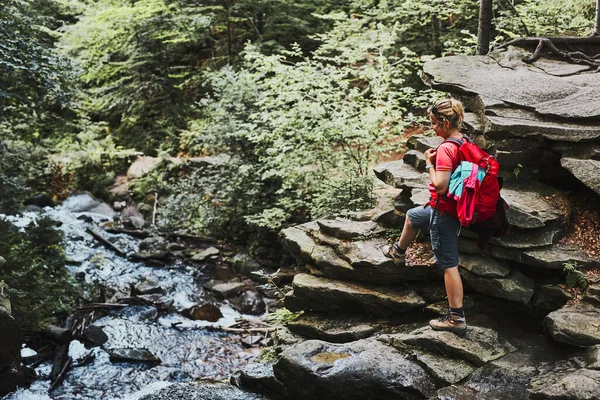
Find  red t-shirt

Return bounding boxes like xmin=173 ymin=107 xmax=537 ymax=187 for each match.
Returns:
xmin=428 ymin=139 xmax=462 ymax=213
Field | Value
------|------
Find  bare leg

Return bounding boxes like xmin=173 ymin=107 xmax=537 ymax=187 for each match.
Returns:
xmin=397 ymin=216 xmax=418 ymax=250
xmin=443 ymin=267 xmax=464 ymax=308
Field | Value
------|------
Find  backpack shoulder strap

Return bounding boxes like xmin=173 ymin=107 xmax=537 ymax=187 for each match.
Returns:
xmin=444 ymin=138 xmax=463 ymax=148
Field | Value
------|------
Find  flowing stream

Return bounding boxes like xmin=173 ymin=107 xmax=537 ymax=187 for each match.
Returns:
xmin=2 ymin=195 xmax=261 ymax=400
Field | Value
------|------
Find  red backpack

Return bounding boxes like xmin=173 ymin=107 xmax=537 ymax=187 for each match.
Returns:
xmin=444 ymin=135 xmax=500 ymax=225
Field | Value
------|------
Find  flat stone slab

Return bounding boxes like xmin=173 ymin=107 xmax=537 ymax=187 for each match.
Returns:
xmin=459 ymin=254 xmax=511 ymax=278
xmin=545 ymin=303 xmax=600 ymax=347
xmin=373 ymin=160 xmax=429 ymax=190
xmin=484 ymin=109 xmax=600 ymax=142
xmin=501 ymin=187 xmax=566 ymax=229
xmin=285 ymin=274 xmax=425 ymax=316
xmin=316 ymin=218 xmax=386 ymax=240
xmin=287 ymin=312 xmax=378 ymax=343
xmin=280 ymin=223 xmax=436 ymax=284
xmin=411 ymin=349 xmax=475 ymax=385
xmin=407 ymin=135 xmax=443 ymax=153
xmin=528 ymin=366 xmax=600 ymax=400
xmin=274 ymin=339 xmax=436 ymax=400
xmin=561 ymin=158 xmax=600 ymax=196
xmin=423 ymin=48 xmax=600 ymax=120
xmin=461 ymin=269 xmax=534 ymax=304
xmin=138 ymin=382 xmax=268 ymax=400
xmin=382 ymin=325 xmax=515 ymax=367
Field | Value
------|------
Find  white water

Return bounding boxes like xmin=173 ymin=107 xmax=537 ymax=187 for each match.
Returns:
xmin=2 ymin=196 xmax=261 ymax=400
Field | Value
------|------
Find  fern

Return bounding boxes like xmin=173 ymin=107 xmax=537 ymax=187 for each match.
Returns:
xmin=563 ymin=262 xmax=588 ymax=289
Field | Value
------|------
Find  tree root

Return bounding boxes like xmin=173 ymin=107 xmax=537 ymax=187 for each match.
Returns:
xmin=496 ymin=36 xmax=600 ymax=68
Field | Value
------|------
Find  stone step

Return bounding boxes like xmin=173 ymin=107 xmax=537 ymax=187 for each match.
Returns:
xmin=459 ymin=239 xmax=596 ymax=270
xmin=373 ymin=160 xmax=428 ymax=191
xmin=381 ymin=325 xmax=516 ymax=367
xmin=284 ymin=274 xmax=426 ymax=316
xmin=279 ymin=222 xmax=437 ymax=284
xmin=461 ymin=269 xmax=534 ymax=305
xmin=544 ymin=302 xmax=600 ymax=347
xmin=315 ymin=218 xmax=386 ymax=240
xmin=287 ymin=312 xmax=379 ymax=343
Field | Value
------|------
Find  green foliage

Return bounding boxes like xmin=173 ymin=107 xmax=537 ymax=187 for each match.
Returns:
xmin=0 ymin=216 xmax=80 ymax=331
xmin=310 ymin=173 xmax=375 ymax=219
xmin=563 ymin=262 xmax=588 ymax=289
xmin=265 ymin=307 xmax=304 ymax=325
xmin=495 ymin=0 xmax=596 ymax=38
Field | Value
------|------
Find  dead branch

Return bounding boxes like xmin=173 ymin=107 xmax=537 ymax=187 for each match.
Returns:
xmin=86 ymin=227 xmax=127 ymax=257
xmin=496 ymin=36 xmax=600 ymax=67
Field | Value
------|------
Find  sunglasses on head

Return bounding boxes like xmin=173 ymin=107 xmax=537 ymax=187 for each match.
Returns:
xmin=430 ymin=102 xmax=445 ymax=122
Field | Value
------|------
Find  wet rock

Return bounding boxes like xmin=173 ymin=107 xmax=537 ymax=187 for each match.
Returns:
xmin=545 ymin=303 xmax=600 ymax=347
xmin=136 ymin=294 xmax=173 ymax=312
xmin=274 ymin=338 xmax=435 ymax=400
xmin=411 ymin=349 xmax=475 ymax=385
xmin=23 ymin=193 xmax=54 ymax=208
xmin=561 ymin=158 xmax=600 ymax=196
xmin=133 ymin=279 xmax=165 ymax=296
xmin=532 ymin=284 xmax=575 ymax=311
xmin=287 ymin=312 xmax=378 ymax=343
xmin=182 ymin=304 xmax=223 ymax=322
xmin=285 ymin=273 xmax=426 ymax=316
xmin=81 ymin=325 xmax=108 ymax=347
xmin=430 ymin=385 xmax=478 ymax=400
xmin=210 ymin=282 xmax=249 ymax=299
xmin=231 ymin=362 xmax=288 ymax=399
xmin=135 ymin=236 xmax=168 ymax=260
xmin=528 ymin=365 xmax=600 ymax=400
xmin=107 ymin=347 xmax=161 ymax=364
xmin=382 ymin=325 xmax=515 ymax=367
xmin=192 ymin=246 xmax=220 ymax=262
xmin=238 ymin=290 xmax=266 ymax=315
xmin=61 ymin=193 xmax=116 ymax=218
xmin=461 ymin=269 xmax=534 ymax=304
xmin=138 ymin=382 xmax=268 ymax=400
xmin=231 ymin=253 xmax=262 ymax=276
xmin=316 ymin=218 xmax=386 ymax=240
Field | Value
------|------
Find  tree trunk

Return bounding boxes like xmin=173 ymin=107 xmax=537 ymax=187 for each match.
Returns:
xmin=594 ymin=0 xmax=600 ymax=36
xmin=477 ymin=0 xmax=494 ymax=55
xmin=431 ymin=15 xmax=442 ymax=57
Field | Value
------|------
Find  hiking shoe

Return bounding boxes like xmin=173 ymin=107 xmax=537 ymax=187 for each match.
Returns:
xmin=429 ymin=312 xmax=467 ymax=335
xmin=382 ymin=242 xmax=405 ymax=266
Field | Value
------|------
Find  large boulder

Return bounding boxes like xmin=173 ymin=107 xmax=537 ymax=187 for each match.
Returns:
xmin=284 ymin=274 xmax=426 ymax=316
xmin=274 ymin=338 xmax=436 ymax=400
xmin=382 ymin=325 xmax=515 ymax=367
xmin=544 ymin=303 xmax=600 ymax=347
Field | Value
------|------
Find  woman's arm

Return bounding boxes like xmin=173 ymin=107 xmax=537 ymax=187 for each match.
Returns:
xmin=424 ymin=149 xmax=452 ymax=195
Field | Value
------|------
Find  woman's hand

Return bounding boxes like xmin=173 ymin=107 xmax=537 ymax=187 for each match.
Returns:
xmin=424 ymin=148 xmax=436 ymax=164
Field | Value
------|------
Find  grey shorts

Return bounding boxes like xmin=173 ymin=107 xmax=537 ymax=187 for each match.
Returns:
xmin=406 ymin=205 xmax=460 ymax=269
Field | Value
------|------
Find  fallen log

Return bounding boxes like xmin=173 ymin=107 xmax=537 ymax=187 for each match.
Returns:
xmin=42 ymin=325 xmax=73 ymax=344
xmin=86 ymin=227 xmax=127 ymax=257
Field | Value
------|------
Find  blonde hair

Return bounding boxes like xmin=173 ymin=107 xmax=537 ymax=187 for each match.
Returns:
xmin=428 ymin=98 xmax=464 ymax=130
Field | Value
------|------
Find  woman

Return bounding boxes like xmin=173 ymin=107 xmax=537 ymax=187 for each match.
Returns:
xmin=383 ymin=98 xmax=467 ymax=335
